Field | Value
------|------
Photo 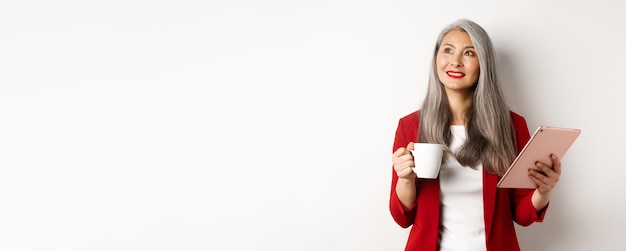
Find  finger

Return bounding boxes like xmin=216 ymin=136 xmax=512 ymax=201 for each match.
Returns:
xmin=529 ymin=169 xmax=549 ymax=186
xmin=400 ymin=152 xmax=415 ymax=161
xmin=394 ymin=156 xmax=415 ymax=171
xmin=531 ymin=168 xmax=552 ymax=182
xmin=401 ymin=167 xmax=413 ymax=177
xmin=396 ymin=165 xmax=415 ymax=178
xmin=397 ymin=156 xmax=415 ymax=168
xmin=535 ymin=160 xmax=554 ymax=177
xmin=407 ymin=142 xmax=415 ymax=151
xmin=394 ymin=151 xmax=414 ymax=164
xmin=531 ymin=167 xmax=559 ymax=190
xmin=393 ymin=147 xmax=407 ymax=158
xmin=529 ymin=176 xmax=551 ymax=194
xmin=551 ymin=154 xmax=562 ymax=174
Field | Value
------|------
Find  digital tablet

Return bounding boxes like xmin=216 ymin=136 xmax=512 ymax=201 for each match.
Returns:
xmin=497 ymin=126 xmax=581 ymax=189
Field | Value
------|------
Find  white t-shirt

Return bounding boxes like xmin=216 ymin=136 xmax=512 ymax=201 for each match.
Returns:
xmin=438 ymin=125 xmax=486 ymax=251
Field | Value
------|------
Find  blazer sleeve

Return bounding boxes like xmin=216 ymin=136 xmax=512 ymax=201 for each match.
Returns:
xmin=389 ymin=116 xmax=418 ymax=228
xmin=509 ymin=113 xmax=549 ymax=226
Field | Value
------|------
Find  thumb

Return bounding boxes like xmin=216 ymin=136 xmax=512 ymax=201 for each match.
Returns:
xmin=407 ymin=142 xmax=415 ymax=151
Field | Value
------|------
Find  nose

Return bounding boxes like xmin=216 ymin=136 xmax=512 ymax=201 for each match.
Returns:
xmin=449 ymin=54 xmax=462 ymax=67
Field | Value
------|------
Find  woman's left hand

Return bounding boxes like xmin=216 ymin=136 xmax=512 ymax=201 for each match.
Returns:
xmin=529 ymin=154 xmax=561 ymax=195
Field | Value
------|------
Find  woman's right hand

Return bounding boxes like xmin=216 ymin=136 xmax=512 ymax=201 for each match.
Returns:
xmin=392 ymin=142 xmax=416 ymax=180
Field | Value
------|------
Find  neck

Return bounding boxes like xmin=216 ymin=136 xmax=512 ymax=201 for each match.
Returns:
xmin=446 ymin=90 xmax=473 ymax=125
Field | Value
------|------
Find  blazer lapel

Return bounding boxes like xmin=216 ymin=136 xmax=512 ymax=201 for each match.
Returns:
xmin=482 ymin=169 xmax=498 ymax=240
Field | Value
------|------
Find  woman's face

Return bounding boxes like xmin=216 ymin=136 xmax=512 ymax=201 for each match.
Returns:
xmin=436 ymin=29 xmax=480 ymax=94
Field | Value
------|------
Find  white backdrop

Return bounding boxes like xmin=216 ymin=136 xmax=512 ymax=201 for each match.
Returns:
xmin=1 ymin=0 xmax=625 ymax=250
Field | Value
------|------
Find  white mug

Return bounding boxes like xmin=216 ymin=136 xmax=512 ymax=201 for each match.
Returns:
xmin=410 ymin=143 xmax=444 ymax=179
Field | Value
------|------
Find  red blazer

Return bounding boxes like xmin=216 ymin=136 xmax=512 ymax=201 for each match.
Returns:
xmin=389 ymin=111 xmax=547 ymax=251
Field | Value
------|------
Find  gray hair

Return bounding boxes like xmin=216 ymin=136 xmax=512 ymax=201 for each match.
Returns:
xmin=418 ymin=19 xmax=516 ymax=175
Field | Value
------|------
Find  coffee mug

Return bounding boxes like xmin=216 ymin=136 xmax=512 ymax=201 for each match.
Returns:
xmin=410 ymin=143 xmax=444 ymax=179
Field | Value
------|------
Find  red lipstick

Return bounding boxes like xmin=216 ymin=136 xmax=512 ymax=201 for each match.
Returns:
xmin=446 ymin=71 xmax=465 ymax=79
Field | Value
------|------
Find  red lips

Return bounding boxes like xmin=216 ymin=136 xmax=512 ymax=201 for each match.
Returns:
xmin=446 ymin=71 xmax=465 ymax=79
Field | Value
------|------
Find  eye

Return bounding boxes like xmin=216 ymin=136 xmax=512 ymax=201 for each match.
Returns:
xmin=464 ymin=50 xmax=475 ymax=56
xmin=443 ymin=48 xmax=452 ymax=54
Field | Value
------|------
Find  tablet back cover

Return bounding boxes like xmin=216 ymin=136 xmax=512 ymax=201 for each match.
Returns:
xmin=497 ymin=126 xmax=581 ymax=189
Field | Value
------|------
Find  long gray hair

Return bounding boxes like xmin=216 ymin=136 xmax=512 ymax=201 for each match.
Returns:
xmin=418 ymin=19 xmax=516 ymax=175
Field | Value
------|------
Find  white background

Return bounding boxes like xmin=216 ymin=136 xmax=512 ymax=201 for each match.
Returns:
xmin=1 ymin=0 xmax=624 ymax=250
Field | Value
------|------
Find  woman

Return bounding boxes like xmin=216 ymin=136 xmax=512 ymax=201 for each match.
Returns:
xmin=389 ymin=19 xmax=561 ymax=251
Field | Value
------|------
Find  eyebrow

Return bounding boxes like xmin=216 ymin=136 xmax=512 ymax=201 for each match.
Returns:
xmin=442 ymin=43 xmax=475 ymax=49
